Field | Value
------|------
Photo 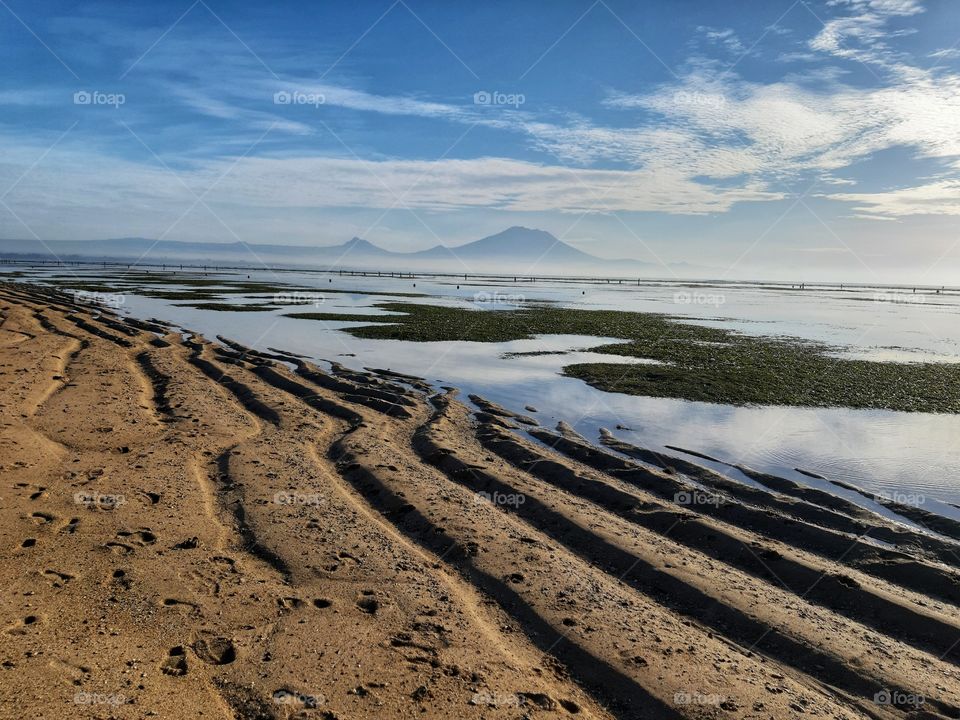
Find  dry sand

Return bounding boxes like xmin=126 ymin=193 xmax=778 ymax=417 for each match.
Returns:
xmin=0 ymin=282 xmax=958 ymax=719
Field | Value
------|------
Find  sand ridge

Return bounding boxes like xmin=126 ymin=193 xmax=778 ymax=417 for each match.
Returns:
xmin=0 ymin=283 xmax=958 ymax=719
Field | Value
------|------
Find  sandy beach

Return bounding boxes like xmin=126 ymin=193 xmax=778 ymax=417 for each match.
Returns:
xmin=1 ymin=281 xmax=959 ymax=720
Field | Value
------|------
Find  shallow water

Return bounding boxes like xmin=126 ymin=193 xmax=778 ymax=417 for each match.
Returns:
xmin=9 ymin=265 xmax=960 ymax=520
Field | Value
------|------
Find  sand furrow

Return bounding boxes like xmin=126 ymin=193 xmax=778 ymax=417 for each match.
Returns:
xmin=157 ymin=334 xmax=613 ymax=719
xmin=321 ymin=389 xmax=883 ymax=718
xmin=475 ymin=419 xmax=960 ymax=661
xmin=600 ymin=430 xmax=960 ymax=567
xmin=2 ymin=284 xmax=957 ymax=720
xmin=533 ymin=426 xmax=960 ymax=606
xmin=413 ymin=393 xmax=960 ymax=716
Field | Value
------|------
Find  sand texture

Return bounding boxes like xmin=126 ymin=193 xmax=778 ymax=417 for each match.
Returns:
xmin=0 ymin=283 xmax=958 ymax=719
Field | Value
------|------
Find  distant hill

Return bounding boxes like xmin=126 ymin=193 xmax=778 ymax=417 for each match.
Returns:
xmin=409 ymin=227 xmax=602 ymax=266
xmin=0 ymin=227 xmax=696 ymax=276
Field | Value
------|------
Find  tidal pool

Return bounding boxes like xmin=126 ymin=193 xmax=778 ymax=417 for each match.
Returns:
xmin=10 ymin=265 xmax=960 ymax=522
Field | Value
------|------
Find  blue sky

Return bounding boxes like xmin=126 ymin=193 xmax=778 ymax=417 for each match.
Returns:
xmin=1 ymin=0 xmax=959 ymax=281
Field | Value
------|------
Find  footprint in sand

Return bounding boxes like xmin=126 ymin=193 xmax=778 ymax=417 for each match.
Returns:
xmin=161 ymin=598 xmax=200 ymax=615
xmin=42 ymin=569 xmax=75 ymax=587
xmin=355 ymin=590 xmax=380 ymax=614
xmin=185 ymin=570 xmax=219 ymax=597
xmin=511 ymin=693 xmax=581 ymax=714
xmin=617 ymin=649 xmax=649 ymax=667
xmin=5 ymin=615 xmax=40 ymax=635
xmin=105 ymin=542 xmax=133 ymax=555
xmin=59 ymin=518 xmax=80 ymax=534
xmin=116 ymin=529 xmax=156 ymax=546
xmin=191 ymin=635 xmax=236 ymax=665
xmin=160 ymin=647 xmax=188 ymax=676
xmin=210 ymin=556 xmax=237 ymax=571
xmin=48 ymin=657 xmax=90 ymax=682
xmin=324 ymin=550 xmax=361 ymax=573
xmin=277 ymin=597 xmax=305 ymax=611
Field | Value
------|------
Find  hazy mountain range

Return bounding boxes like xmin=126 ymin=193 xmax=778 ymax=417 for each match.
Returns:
xmin=0 ymin=226 xmax=701 ymax=276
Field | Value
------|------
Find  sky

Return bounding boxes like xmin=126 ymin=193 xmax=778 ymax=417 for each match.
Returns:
xmin=1 ymin=0 xmax=959 ymax=282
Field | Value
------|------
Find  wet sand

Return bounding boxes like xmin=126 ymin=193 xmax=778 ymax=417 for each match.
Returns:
xmin=1 ymin=282 xmax=958 ymax=719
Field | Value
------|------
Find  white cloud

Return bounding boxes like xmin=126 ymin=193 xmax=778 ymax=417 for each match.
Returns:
xmin=697 ymin=26 xmax=747 ymax=55
xmin=0 ymin=89 xmax=61 ymax=106
xmin=827 ymin=179 xmax=960 ymax=217
xmin=930 ymin=47 xmax=960 ymax=60
xmin=0 ymin=140 xmax=779 ymax=219
xmin=810 ymin=0 xmax=923 ymax=66
xmin=594 ymin=58 xmax=960 ymax=218
xmin=167 ymin=86 xmax=315 ymax=135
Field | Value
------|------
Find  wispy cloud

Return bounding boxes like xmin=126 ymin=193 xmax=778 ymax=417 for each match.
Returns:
xmin=809 ymin=0 xmax=923 ymax=67
xmin=0 ymin=89 xmax=62 ymax=107
xmin=697 ymin=26 xmax=748 ymax=55
xmin=828 ymin=178 xmax=960 ymax=217
xmin=0 ymin=135 xmax=779 ymax=218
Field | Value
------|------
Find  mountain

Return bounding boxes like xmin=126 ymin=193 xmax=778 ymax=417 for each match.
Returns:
xmin=410 ymin=226 xmax=601 ymax=266
xmin=0 ymin=227 xmax=691 ymax=276
xmin=0 ymin=236 xmax=391 ymax=264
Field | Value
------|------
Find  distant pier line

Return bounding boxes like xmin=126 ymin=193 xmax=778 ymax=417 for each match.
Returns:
xmin=0 ymin=256 xmax=956 ymax=295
